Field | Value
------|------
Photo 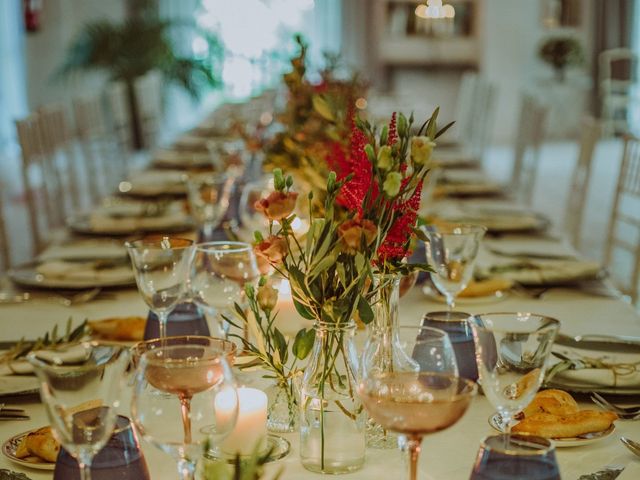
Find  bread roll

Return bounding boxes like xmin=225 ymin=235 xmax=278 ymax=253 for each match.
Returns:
xmin=89 ymin=316 xmax=146 ymax=341
xmin=15 ymin=426 xmax=60 ymax=463
xmin=522 ymin=389 xmax=579 ymax=418
xmin=512 ymin=410 xmax=618 ymax=438
xmin=459 ymin=279 xmax=514 ymax=298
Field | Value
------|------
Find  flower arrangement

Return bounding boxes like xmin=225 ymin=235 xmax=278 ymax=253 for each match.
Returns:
xmin=264 ymin=35 xmax=367 ymax=204
xmin=249 ymin=108 xmax=451 ymax=472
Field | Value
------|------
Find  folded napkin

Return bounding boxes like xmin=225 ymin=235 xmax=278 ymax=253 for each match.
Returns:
xmin=475 ymin=256 xmax=602 ymax=286
xmin=38 ymin=241 xmax=126 ymax=262
xmin=548 ymin=346 xmax=640 ymax=389
xmin=440 ymin=213 xmax=543 ymax=232
xmin=173 ymin=134 xmax=210 ymax=152
xmin=89 ymin=212 xmax=190 ymax=233
xmin=127 ymin=170 xmax=187 ymax=195
xmin=36 ymin=261 xmax=133 ymax=283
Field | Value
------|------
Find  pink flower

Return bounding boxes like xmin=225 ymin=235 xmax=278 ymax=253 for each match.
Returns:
xmin=254 ymin=191 xmax=299 ymax=221
xmin=254 ymin=236 xmax=288 ymax=265
xmin=338 ymin=218 xmax=378 ymax=254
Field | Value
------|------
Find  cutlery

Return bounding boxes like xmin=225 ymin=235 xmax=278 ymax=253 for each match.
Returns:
xmin=50 ymin=287 xmax=103 ymax=307
xmin=591 ymin=393 xmax=640 ymax=418
xmin=555 ymin=333 xmax=640 ymax=353
xmin=0 ymin=292 xmax=30 ymax=305
xmin=578 ymin=464 xmax=625 ymax=480
xmin=0 ymin=404 xmax=29 ymax=421
xmin=621 ymin=437 xmax=640 ymax=457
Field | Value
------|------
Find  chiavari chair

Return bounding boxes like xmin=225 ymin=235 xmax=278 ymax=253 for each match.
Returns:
xmin=604 ymin=134 xmax=640 ymax=304
xmin=599 ymin=48 xmax=638 ymax=136
xmin=564 ymin=116 xmax=601 ymax=250
xmin=15 ymin=114 xmax=60 ymax=255
xmin=74 ymin=95 xmax=123 ymax=200
xmin=0 ymin=184 xmax=9 ymax=272
xmin=37 ymin=105 xmax=83 ymax=214
xmin=511 ymin=93 xmax=548 ymax=205
xmin=134 ymin=71 xmax=163 ymax=149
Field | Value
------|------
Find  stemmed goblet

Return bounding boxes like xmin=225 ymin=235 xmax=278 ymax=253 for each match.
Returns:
xmin=422 ymin=224 xmax=486 ymax=310
xmin=359 ymin=326 xmax=476 ymax=480
xmin=126 ymin=236 xmax=193 ymax=339
xmin=185 ymin=174 xmax=233 ymax=242
xmin=131 ymin=337 xmax=238 ymax=480
xmin=469 ymin=312 xmax=560 ymax=436
xmin=189 ymin=241 xmax=260 ymax=338
xmin=27 ymin=343 xmax=130 ymax=480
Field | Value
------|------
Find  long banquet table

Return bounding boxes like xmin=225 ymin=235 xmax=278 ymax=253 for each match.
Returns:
xmin=1 ymin=230 xmax=639 ymax=479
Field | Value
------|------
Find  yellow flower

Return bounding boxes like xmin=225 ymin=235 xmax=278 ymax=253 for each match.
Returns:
xmin=377 ymin=145 xmax=393 ymax=170
xmin=411 ymin=136 xmax=436 ymax=166
xmin=383 ymin=172 xmax=402 ymax=197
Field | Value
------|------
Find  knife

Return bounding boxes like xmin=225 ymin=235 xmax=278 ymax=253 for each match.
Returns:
xmin=578 ymin=464 xmax=625 ymax=480
xmin=555 ymin=333 xmax=640 ymax=353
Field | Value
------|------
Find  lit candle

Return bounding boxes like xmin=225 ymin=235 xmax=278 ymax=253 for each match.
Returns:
xmin=273 ymin=278 xmax=307 ymax=335
xmin=219 ymin=387 xmax=268 ymax=456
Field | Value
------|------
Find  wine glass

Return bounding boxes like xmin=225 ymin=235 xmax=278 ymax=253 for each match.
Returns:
xmin=469 ymin=313 xmax=560 ymax=436
xmin=185 ymin=173 xmax=233 ymax=242
xmin=125 ymin=236 xmax=194 ymax=339
xmin=359 ymin=326 xmax=475 ymax=480
xmin=27 ymin=343 xmax=130 ymax=480
xmin=421 ymin=224 xmax=486 ymax=310
xmin=470 ymin=434 xmax=560 ymax=480
xmin=189 ymin=241 xmax=260 ymax=338
xmin=131 ymin=337 xmax=238 ymax=480
xmin=238 ymin=178 xmax=273 ymax=242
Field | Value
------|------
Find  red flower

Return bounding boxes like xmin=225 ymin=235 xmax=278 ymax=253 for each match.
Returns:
xmin=387 ymin=112 xmax=398 ymax=146
xmin=378 ymin=181 xmax=423 ymax=262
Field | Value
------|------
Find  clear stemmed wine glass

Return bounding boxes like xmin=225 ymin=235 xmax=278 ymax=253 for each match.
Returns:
xmin=469 ymin=312 xmax=560 ymax=437
xmin=27 ymin=343 xmax=130 ymax=480
xmin=125 ymin=236 xmax=194 ymax=339
xmin=421 ymin=224 xmax=486 ymax=310
xmin=359 ymin=326 xmax=476 ymax=480
xmin=238 ymin=178 xmax=273 ymax=242
xmin=189 ymin=241 xmax=260 ymax=338
xmin=131 ymin=337 xmax=238 ymax=480
xmin=185 ymin=174 xmax=234 ymax=242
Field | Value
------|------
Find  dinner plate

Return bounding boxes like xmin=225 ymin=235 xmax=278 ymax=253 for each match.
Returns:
xmin=67 ymin=213 xmax=193 ymax=236
xmin=543 ymin=380 xmax=640 ymax=396
xmin=9 ymin=263 xmax=135 ymax=289
xmin=488 ymin=413 xmax=616 ymax=447
xmin=422 ymin=285 xmax=510 ymax=305
xmin=2 ymin=429 xmax=55 ymax=471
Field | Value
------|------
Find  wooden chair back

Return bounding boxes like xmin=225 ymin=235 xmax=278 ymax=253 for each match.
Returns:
xmin=564 ymin=117 xmax=601 ymax=250
xmin=511 ymin=94 xmax=548 ymax=205
xmin=605 ymin=134 xmax=640 ymax=304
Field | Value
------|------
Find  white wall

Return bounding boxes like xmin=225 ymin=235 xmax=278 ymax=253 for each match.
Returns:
xmin=24 ymin=0 xmax=125 ymax=110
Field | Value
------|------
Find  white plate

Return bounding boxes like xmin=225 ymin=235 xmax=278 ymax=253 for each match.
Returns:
xmin=9 ymin=264 xmax=135 ymax=290
xmin=67 ymin=213 xmax=193 ymax=236
xmin=422 ymin=285 xmax=509 ymax=305
xmin=2 ymin=429 xmax=55 ymax=471
xmin=544 ymin=380 xmax=640 ymax=396
xmin=488 ymin=413 xmax=616 ymax=447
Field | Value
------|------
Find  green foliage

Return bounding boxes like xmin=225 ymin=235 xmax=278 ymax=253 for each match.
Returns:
xmin=538 ymin=35 xmax=585 ymax=73
xmin=201 ymin=442 xmax=283 ymax=480
xmin=56 ymin=9 xmax=223 ymax=99
xmin=0 ymin=318 xmax=89 ymax=366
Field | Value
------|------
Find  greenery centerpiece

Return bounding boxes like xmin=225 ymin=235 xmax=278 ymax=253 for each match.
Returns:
xmin=264 ymin=35 xmax=367 ymax=206
xmin=250 ymin=108 xmax=449 ymax=473
xmin=538 ymin=35 xmax=585 ymax=82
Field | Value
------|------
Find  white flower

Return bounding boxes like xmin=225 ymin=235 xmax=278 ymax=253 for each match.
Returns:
xmin=410 ymin=136 xmax=436 ymax=166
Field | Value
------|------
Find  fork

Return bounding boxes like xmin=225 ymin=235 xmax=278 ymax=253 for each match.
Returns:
xmin=591 ymin=393 xmax=640 ymax=418
xmin=0 ymin=404 xmax=29 ymax=421
xmin=621 ymin=437 xmax=640 ymax=458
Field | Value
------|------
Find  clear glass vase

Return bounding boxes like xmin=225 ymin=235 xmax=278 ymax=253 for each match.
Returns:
xmin=365 ymin=273 xmax=401 ymax=449
xmin=299 ymin=321 xmax=365 ymax=474
xmin=266 ymin=379 xmax=298 ymax=433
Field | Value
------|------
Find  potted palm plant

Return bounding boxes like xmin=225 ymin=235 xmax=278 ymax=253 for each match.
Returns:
xmin=57 ymin=0 xmax=223 ymax=149
xmin=538 ymin=35 xmax=584 ymax=82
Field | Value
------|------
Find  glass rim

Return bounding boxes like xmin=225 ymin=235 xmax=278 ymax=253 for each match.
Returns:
xmin=469 ymin=312 xmax=560 ymax=333
xmin=132 ymin=335 xmax=237 ymax=361
xmin=138 ymin=343 xmax=232 ymax=367
xmin=386 ymin=325 xmax=451 ymax=339
xmin=366 ymin=372 xmax=478 ymax=399
xmin=26 ymin=341 xmax=128 ymax=372
xmin=125 ymin=235 xmax=194 ymax=251
xmin=193 ymin=240 xmax=253 ymax=254
xmin=479 ymin=433 xmax=555 ymax=456
xmin=421 ymin=223 xmax=488 ymax=235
